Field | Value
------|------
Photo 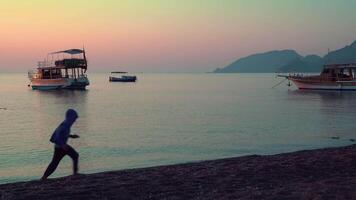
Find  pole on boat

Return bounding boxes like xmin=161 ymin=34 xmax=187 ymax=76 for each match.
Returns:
xmin=83 ymin=46 xmax=87 ymax=73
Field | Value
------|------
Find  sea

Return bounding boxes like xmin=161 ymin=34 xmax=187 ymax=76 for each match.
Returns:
xmin=0 ymin=73 xmax=355 ymax=184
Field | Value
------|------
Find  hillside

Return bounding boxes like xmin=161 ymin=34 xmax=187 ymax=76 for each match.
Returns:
xmin=214 ymin=40 xmax=356 ymax=73
xmin=214 ymin=50 xmax=301 ymax=73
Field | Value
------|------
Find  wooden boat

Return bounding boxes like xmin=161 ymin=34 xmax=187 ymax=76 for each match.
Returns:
xmin=278 ymin=63 xmax=356 ymax=90
xmin=109 ymin=72 xmax=137 ymax=82
xmin=28 ymin=48 xmax=90 ymax=90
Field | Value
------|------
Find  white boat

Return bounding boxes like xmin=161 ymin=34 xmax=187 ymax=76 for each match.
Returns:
xmin=278 ymin=63 xmax=356 ymax=91
xmin=28 ymin=48 xmax=90 ymax=90
xmin=109 ymin=72 xmax=137 ymax=82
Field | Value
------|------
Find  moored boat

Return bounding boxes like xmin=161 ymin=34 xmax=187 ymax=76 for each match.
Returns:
xmin=28 ymin=48 xmax=90 ymax=90
xmin=278 ymin=63 xmax=356 ymax=91
xmin=109 ymin=72 xmax=137 ymax=82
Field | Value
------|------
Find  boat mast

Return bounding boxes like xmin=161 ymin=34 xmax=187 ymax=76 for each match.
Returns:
xmin=83 ymin=46 xmax=87 ymax=73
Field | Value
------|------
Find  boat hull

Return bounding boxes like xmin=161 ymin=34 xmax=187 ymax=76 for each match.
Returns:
xmin=291 ymin=79 xmax=356 ymax=91
xmin=32 ymin=85 xmax=64 ymax=90
xmin=109 ymin=76 xmax=136 ymax=82
xmin=65 ymin=77 xmax=90 ymax=90
xmin=31 ymin=78 xmax=67 ymax=90
xmin=30 ymin=77 xmax=89 ymax=90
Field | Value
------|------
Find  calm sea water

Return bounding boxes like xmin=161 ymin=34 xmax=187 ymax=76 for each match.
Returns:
xmin=0 ymin=73 xmax=355 ymax=184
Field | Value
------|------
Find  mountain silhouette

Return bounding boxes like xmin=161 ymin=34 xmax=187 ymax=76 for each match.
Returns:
xmin=214 ymin=40 xmax=356 ymax=73
xmin=324 ymin=41 xmax=356 ymax=64
xmin=278 ymin=55 xmax=324 ymax=73
xmin=214 ymin=50 xmax=300 ymax=73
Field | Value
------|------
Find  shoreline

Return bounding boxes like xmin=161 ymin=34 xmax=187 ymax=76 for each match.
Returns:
xmin=1 ymin=144 xmax=356 ymax=199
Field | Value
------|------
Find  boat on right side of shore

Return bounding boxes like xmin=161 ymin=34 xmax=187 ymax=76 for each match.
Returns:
xmin=278 ymin=63 xmax=356 ymax=91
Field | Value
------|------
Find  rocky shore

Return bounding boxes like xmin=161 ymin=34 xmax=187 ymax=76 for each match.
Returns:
xmin=1 ymin=145 xmax=356 ymax=200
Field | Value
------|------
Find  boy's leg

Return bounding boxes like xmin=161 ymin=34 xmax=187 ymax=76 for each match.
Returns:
xmin=65 ymin=145 xmax=79 ymax=175
xmin=42 ymin=147 xmax=66 ymax=179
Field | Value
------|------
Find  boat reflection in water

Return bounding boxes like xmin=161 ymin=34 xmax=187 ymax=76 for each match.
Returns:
xmin=28 ymin=48 xmax=90 ymax=90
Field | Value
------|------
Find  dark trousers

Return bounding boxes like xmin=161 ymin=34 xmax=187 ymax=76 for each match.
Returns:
xmin=43 ymin=145 xmax=79 ymax=178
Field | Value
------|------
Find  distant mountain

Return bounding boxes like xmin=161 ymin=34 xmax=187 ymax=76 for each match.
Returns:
xmin=324 ymin=41 xmax=356 ymax=64
xmin=214 ymin=50 xmax=301 ymax=73
xmin=278 ymin=55 xmax=324 ymax=72
xmin=214 ymin=40 xmax=356 ymax=73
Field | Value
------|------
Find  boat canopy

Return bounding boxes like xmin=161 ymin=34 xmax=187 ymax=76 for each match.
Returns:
xmin=324 ymin=63 xmax=356 ymax=69
xmin=111 ymin=71 xmax=128 ymax=74
xmin=50 ymin=49 xmax=84 ymax=55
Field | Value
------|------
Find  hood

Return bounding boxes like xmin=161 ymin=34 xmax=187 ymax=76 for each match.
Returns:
xmin=65 ymin=109 xmax=78 ymax=124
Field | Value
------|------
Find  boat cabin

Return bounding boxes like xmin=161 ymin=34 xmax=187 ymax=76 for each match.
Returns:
xmin=320 ymin=63 xmax=356 ymax=81
xmin=32 ymin=48 xmax=88 ymax=80
xmin=33 ymin=67 xmax=63 ymax=79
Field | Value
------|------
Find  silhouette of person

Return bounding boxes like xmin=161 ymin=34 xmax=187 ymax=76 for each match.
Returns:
xmin=41 ymin=109 xmax=80 ymax=180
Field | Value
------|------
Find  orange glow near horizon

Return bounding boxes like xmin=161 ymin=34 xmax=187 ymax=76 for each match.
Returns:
xmin=0 ymin=0 xmax=356 ymax=72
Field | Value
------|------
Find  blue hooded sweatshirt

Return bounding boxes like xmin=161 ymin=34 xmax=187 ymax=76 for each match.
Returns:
xmin=50 ymin=109 xmax=78 ymax=147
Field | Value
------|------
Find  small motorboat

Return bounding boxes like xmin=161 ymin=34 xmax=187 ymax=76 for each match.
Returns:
xmin=109 ymin=72 xmax=137 ymax=82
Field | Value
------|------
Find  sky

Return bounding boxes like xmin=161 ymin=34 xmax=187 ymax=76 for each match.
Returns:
xmin=0 ymin=0 xmax=355 ymax=72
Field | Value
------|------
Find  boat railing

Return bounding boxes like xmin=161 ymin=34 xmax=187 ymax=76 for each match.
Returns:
xmin=38 ymin=59 xmax=87 ymax=69
xmin=38 ymin=61 xmax=56 ymax=68
xmin=335 ymin=77 xmax=356 ymax=82
xmin=288 ymin=73 xmax=317 ymax=78
xmin=289 ymin=73 xmax=356 ymax=82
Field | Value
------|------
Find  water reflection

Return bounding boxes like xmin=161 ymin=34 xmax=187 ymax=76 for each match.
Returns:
xmin=287 ymin=90 xmax=356 ymax=107
xmin=33 ymin=90 xmax=89 ymax=104
xmin=32 ymin=90 xmax=89 ymax=145
xmin=288 ymin=89 xmax=356 ymax=97
xmin=2 ymin=73 xmax=356 ymax=184
xmin=287 ymin=90 xmax=356 ymax=139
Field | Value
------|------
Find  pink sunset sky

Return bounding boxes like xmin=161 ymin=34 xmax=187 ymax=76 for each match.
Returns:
xmin=0 ymin=0 xmax=355 ymax=72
